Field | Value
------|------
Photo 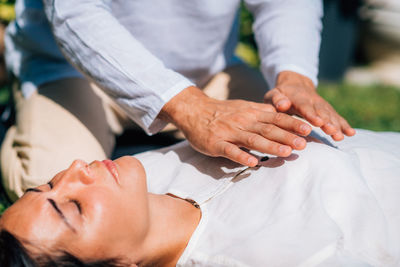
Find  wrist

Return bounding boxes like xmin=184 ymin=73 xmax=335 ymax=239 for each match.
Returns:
xmin=275 ymin=71 xmax=315 ymax=91
xmin=158 ymin=86 xmax=210 ymax=127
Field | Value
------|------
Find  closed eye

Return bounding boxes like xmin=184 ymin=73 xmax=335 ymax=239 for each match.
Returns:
xmin=71 ymin=200 xmax=82 ymax=214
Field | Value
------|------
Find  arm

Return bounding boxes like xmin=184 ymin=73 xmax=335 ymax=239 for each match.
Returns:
xmin=244 ymin=0 xmax=355 ymax=140
xmin=42 ymin=0 xmax=194 ymax=134
xmin=43 ymin=0 xmax=312 ymax=166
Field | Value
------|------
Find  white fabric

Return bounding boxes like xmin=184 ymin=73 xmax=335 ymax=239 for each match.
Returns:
xmin=136 ymin=129 xmax=400 ymax=266
xmin=6 ymin=0 xmax=322 ymax=134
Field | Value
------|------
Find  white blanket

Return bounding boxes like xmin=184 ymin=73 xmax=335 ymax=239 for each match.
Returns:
xmin=136 ymin=129 xmax=400 ymax=266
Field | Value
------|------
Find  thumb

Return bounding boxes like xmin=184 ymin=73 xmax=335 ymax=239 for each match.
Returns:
xmin=264 ymin=88 xmax=292 ymax=112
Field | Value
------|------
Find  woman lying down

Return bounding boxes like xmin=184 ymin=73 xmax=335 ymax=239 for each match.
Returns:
xmin=1 ymin=128 xmax=400 ymax=267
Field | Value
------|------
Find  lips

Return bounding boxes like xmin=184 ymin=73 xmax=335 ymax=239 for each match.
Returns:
xmin=102 ymin=160 xmax=120 ymax=185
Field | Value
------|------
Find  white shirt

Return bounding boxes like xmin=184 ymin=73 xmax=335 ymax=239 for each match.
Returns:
xmin=6 ymin=0 xmax=322 ymax=134
xmin=136 ymin=129 xmax=400 ymax=266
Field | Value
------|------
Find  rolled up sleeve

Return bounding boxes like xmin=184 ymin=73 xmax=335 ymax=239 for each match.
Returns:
xmin=244 ymin=0 xmax=323 ymax=88
xmin=42 ymin=0 xmax=194 ymax=134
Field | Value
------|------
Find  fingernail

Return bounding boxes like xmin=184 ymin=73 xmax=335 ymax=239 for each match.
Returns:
xmin=294 ymin=137 xmax=305 ymax=148
xmin=301 ymin=124 xmax=311 ymax=133
xmin=277 ymin=100 xmax=288 ymax=108
xmin=346 ymin=128 xmax=356 ymax=136
xmin=279 ymin=146 xmax=291 ymax=155
xmin=248 ymin=157 xmax=258 ymax=166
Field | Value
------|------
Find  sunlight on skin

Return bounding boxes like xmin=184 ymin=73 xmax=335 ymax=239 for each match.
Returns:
xmin=0 ymin=156 xmax=200 ymax=266
xmin=266 ymin=71 xmax=356 ymax=141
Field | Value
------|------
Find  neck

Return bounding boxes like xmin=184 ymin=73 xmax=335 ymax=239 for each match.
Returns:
xmin=138 ymin=193 xmax=201 ymax=267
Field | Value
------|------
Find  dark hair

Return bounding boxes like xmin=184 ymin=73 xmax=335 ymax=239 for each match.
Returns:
xmin=0 ymin=230 xmax=128 ymax=267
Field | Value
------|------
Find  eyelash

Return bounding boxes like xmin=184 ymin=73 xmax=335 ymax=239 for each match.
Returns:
xmin=71 ymin=200 xmax=82 ymax=214
xmin=42 ymin=181 xmax=82 ymax=214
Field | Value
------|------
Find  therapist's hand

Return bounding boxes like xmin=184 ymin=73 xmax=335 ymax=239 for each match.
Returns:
xmin=264 ymin=71 xmax=356 ymax=141
xmin=159 ymin=86 xmax=312 ymax=167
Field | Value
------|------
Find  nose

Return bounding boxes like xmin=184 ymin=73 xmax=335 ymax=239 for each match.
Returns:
xmin=67 ymin=159 xmax=95 ymax=185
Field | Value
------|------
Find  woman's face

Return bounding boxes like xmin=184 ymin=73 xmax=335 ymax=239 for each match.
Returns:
xmin=0 ymin=156 xmax=150 ymax=262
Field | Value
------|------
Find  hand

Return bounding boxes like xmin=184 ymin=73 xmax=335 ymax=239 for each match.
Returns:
xmin=264 ymin=71 xmax=356 ymax=141
xmin=159 ymin=86 xmax=312 ymax=167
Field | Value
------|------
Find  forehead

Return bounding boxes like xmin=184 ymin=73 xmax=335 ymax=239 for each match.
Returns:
xmin=0 ymin=193 xmax=70 ymax=247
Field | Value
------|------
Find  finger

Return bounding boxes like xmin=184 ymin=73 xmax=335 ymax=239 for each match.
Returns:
xmin=314 ymin=103 xmax=333 ymax=127
xmin=325 ymin=107 xmax=355 ymax=137
xmin=326 ymin=120 xmax=344 ymax=141
xmin=296 ymin=101 xmax=324 ymax=127
xmin=234 ymin=131 xmax=292 ymax=157
xmin=263 ymin=90 xmax=273 ymax=105
xmin=251 ymin=123 xmax=307 ymax=150
xmin=331 ymin=131 xmax=344 ymax=141
xmin=317 ymin=107 xmax=339 ymax=136
xmin=215 ymin=141 xmax=258 ymax=167
xmin=321 ymin=124 xmax=346 ymax=141
xmin=338 ymin=117 xmax=356 ymax=136
xmin=344 ymin=127 xmax=356 ymax=136
xmin=320 ymin=122 xmax=337 ymax=135
xmin=329 ymin=116 xmax=345 ymax=141
xmin=265 ymin=88 xmax=292 ymax=112
xmin=256 ymin=112 xmax=312 ymax=136
xmin=316 ymin=105 xmax=349 ymax=139
xmin=252 ymin=102 xmax=276 ymax=113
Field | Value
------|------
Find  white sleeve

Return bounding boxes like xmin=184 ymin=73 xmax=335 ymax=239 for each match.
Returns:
xmin=244 ymin=0 xmax=323 ymax=88
xmin=42 ymin=0 xmax=194 ymax=134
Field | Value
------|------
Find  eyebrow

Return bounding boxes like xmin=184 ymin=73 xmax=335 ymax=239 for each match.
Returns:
xmin=47 ymin=198 xmax=77 ymax=233
xmin=25 ymin=183 xmax=77 ymax=233
xmin=25 ymin=188 xmax=42 ymax=193
xmin=25 ymin=182 xmax=53 ymax=193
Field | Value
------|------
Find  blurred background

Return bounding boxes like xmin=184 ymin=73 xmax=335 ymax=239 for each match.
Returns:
xmin=0 ymin=0 xmax=400 ymax=212
xmin=237 ymin=0 xmax=400 ymax=132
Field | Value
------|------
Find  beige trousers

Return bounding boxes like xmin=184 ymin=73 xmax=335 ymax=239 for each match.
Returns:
xmin=0 ymin=64 xmax=267 ymax=200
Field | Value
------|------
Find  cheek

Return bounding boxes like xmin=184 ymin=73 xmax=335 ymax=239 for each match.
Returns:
xmin=81 ymin=190 xmax=116 ymax=227
xmin=75 ymin=194 xmax=150 ymax=259
xmin=74 ymin=193 xmax=126 ymax=257
xmin=82 ymin=189 xmax=150 ymax=237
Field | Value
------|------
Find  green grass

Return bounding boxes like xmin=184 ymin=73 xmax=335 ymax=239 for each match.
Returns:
xmin=318 ymin=82 xmax=400 ymax=132
xmin=0 ymin=84 xmax=10 ymax=104
xmin=0 ymin=201 xmax=7 ymax=214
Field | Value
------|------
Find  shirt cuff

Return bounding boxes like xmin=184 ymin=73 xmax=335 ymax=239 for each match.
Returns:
xmin=145 ymin=79 xmax=195 ymax=135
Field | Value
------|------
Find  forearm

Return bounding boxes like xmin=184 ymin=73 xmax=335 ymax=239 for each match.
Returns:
xmin=244 ymin=0 xmax=323 ymax=88
xmin=42 ymin=0 xmax=193 ymax=133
